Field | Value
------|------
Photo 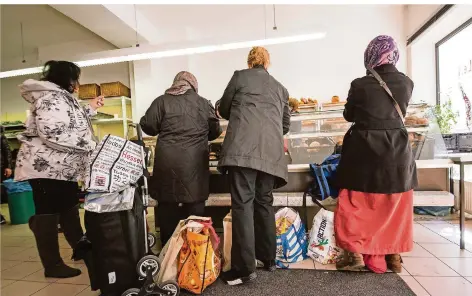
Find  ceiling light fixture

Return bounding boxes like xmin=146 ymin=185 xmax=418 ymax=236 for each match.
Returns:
xmin=0 ymin=32 xmax=326 ymax=79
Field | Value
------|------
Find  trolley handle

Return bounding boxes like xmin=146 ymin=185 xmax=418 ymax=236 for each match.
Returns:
xmin=128 ymin=123 xmax=144 ymax=142
xmin=135 ymin=123 xmax=144 ymax=142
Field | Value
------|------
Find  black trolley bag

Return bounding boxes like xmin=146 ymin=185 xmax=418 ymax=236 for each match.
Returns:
xmin=73 ymin=125 xmax=151 ymax=296
xmin=84 ymin=186 xmax=147 ymax=296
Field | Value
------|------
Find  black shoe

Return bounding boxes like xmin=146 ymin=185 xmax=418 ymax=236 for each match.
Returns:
xmin=221 ymin=270 xmax=257 ymax=286
xmin=0 ymin=215 xmax=6 ymax=225
xmin=257 ymin=259 xmax=276 ymax=272
xmin=44 ymin=262 xmax=82 ymax=278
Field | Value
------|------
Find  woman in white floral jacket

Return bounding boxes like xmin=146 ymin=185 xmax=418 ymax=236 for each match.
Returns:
xmin=15 ymin=61 xmax=104 ymax=279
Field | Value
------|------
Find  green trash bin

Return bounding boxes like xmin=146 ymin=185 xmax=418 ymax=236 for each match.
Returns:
xmin=8 ymin=191 xmax=35 ymax=225
xmin=3 ymin=179 xmax=36 ymax=225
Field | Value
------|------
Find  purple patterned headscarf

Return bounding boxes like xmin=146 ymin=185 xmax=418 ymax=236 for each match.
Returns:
xmin=364 ymin=35 xmax=399 ymax=69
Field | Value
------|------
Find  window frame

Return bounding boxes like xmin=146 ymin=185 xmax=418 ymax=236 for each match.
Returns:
xmin=435 ymin=17 xmax=472 ymax=105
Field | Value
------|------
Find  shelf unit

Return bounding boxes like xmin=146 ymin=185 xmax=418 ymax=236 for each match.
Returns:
xmin=80 ymin=96 xmax=132 ymax=139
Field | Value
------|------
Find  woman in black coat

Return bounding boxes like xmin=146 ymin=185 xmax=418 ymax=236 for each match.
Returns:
xmin=140 ymin=71 xmax=222 ymax=246
xmin=217 ymin=47 xmax=291 ymax=285
xmin=335 ymin=36 xmax=417 ymax=274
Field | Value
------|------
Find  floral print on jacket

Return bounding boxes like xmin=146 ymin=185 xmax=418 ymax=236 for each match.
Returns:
xmin=14 ymin=79 xmax=97 ymax=182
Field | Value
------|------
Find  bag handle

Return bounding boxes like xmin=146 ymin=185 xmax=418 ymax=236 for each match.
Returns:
xmin=366 ymin=66 xmax=405 ymax=125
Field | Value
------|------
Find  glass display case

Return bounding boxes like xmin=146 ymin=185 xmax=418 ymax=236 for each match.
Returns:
xmin=210 ymin=102 xmax=444 ymax=167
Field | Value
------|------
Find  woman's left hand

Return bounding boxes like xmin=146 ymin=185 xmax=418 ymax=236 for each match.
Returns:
xmin=89 ymin=96 xmax=105 ymax=110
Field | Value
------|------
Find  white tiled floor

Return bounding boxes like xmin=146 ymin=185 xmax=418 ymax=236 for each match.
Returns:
xmin=1 ymin=204 xmax=472 ymax=295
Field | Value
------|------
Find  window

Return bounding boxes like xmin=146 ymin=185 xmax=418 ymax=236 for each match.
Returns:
xmin=436 ymin=18 xmax=472 ymax=133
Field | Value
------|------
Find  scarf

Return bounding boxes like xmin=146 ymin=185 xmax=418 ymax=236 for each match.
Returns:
xmin=364 ymin=35 xmax=399 ymax=69
xmin=165 ymin=71 xmax=198 ymax=96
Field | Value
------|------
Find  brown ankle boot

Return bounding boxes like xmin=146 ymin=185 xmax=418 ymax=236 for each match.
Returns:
xmin=386 ymin=254 xmax=402 ymax=273
xmin=336 ymin=252 xmax=365 ymax=271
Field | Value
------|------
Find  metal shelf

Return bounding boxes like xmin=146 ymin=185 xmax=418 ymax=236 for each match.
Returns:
xmin=78 ymin=96 xmax=131 ymax=107
xmin=91 ymin=118 xmax=133 ymax=125
xmin=5 ymin=135 xmax=20 ymax=140
xmin=2 ymin=124 xmax=25 ymax=129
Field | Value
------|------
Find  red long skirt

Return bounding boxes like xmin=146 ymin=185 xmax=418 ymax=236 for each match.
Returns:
xmin=334 ymin=189 xmax=414 ymax=273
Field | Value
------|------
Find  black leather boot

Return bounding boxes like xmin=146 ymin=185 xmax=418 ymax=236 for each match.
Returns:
xmin=29 ymin=215 xmax=82 ymax=278
xmin=59 ymin=205 xmax=84 ymax=250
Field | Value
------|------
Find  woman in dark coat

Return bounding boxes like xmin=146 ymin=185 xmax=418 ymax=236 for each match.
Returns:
xmin=335 ymin=35 xmax=417 ymax=274
xmin=217 ymin=47 xmax=291 ymax=285
xmin=140 ymin=71 xmax=221 ymax=246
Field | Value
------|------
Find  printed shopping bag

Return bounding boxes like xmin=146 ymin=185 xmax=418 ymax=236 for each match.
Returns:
xmin=86 ymin=134 xmax=144 ymax=193
xmin=222 ymin=211 xmax=232 ymax=272
xmin=177 ymin=220 xmax=221 ymax=295
xmin=307 ymin=208 xmax=343 ymax=265
xmin=157 ymin=216 xmax=212 ymax=284
xmin=275 ymin=207 xmax=308 ymax=268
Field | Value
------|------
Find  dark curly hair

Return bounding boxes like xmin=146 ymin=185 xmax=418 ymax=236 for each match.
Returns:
xmin=41 ymin=60 xmax=81 ymax=93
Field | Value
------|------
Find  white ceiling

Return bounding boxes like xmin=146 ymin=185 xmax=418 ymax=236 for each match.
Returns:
xmin=0 ymin=4 xmax=119 ymax=69
xmin=3 ymin=4 xmax=442 ymax=71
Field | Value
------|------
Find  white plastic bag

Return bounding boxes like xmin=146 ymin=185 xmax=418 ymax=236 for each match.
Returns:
xmin=84 ymin=186 xmax=135 ymax=213
xmin=222 ymin=211 xmax=232 ymax=272
xmin=307 ymin=208 xmax=343 ymax=265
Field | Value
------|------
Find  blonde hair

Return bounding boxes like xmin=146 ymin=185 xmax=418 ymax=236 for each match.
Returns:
xmin=288 ymin=98 xmax=299 ymax=111
xmin=247 ymin=46 xmax=270 ymax=69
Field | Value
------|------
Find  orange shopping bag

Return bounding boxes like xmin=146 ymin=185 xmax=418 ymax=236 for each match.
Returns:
xmin=177 ymin=220 xmax=221 ymax=294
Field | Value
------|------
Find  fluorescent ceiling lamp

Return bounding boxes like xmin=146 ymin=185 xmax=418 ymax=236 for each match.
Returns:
xmin=0 ymin=32 xmax=326 ymax=79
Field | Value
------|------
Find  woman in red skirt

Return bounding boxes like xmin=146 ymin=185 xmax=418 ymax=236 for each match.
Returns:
xmin=334 ymin=35 xmax=417 ymax=274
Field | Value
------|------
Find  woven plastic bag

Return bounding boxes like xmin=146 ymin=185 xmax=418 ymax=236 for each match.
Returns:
xmin=307 ymin=208 xmax=343 ymax=264
xmin=157 ymin=216 xmax=220 ymax=294
xmin=177 ymin=220 xmax=221 ymax=295
xmin=275 ymin=207 xmax=308 ymax=268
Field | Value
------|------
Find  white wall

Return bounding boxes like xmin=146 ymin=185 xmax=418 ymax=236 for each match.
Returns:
xmin=132 ymin=57 xmax=189 ymax=120
xmin=409 ymin=5 xmax=472 ymax=105
xmin=0 ymin=5 xmax=130 ymax=119
xmin=132 ymin=5 xmax=407 ymax=119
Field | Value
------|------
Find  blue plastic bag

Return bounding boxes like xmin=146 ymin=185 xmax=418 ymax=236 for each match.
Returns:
xmin=309 ymin=154 xmax=341 ymax=201
xmin=2 ymin=179 xmax=32 ymax=195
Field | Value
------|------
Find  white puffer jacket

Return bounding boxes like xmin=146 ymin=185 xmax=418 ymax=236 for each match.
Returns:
xmin=15 ymin=79 xmax=97 ymax=182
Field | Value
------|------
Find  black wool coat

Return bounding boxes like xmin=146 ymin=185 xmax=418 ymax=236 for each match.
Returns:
xmin=140 ymin=90 xmax=222 ymax=203
xmin=336 ymin=64 xmax=418 ymax=194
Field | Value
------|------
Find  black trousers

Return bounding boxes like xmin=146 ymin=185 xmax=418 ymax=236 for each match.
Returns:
xmin=156 ymin=201 xmax=205 ymax=247
xmin=29 ymin=179 xmax=79 ymax=215
xmin=228 ymin=166 xmax=276 ymax=275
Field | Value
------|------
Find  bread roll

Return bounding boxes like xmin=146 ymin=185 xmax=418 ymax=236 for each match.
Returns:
xmin=309 ymin=141 xmax=321 ymax=147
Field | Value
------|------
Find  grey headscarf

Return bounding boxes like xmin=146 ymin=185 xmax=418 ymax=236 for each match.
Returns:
xmin=165 ymin=71 xmax=198 ymax=96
